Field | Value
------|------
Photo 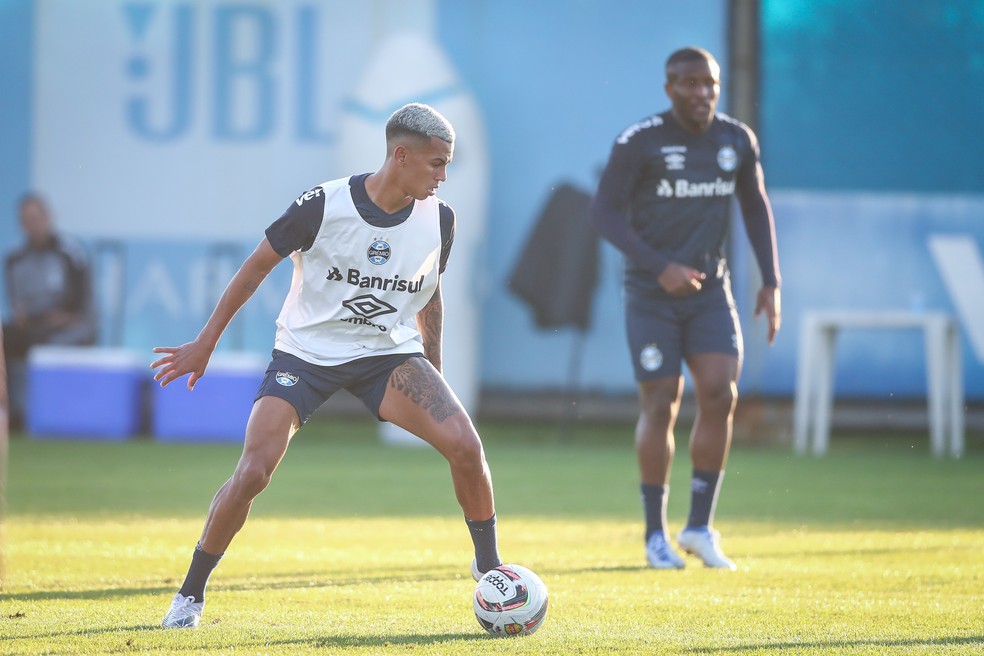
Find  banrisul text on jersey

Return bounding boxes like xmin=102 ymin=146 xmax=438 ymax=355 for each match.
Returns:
xmin=343 ymin=268 xmax=425 ymax=293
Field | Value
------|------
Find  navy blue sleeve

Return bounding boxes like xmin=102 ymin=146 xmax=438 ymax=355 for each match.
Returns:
xmin=265 ymin=186 xmax=326 ymax=257
xmin=734 ymin=128 xmax=781 ymax=288
xmin=438 ymin=201 xmax=455 ymax=274
xmin=591 ymin=133 xmax=672 ymax=276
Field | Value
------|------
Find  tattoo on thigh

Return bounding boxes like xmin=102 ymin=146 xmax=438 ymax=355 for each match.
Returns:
xmin=389 ymin=359 xmax=461 ymax=423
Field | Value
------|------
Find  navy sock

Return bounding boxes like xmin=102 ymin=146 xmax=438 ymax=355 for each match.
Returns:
xmin=465 ymin=514 xmax=501 ymax=573
xmin=686 ymin=469 xmax=723 ymax=529
xmin=178 ymin=543 xmax=224 ymax=603
xmin=641 ymin=484 xmax=669 ymax=540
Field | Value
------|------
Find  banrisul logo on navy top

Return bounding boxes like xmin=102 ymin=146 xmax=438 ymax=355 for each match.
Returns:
xmin=367 ymin=240 xmax=391 ymax=265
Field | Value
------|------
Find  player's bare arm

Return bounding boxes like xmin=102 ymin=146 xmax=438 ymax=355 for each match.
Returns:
xmin=755 ymin=285 xmax=781 ymax=345
xmin=416 ymin=279 xmax=444 ymax=373
xmin=151 ymin=238 xmax=284 ymax=389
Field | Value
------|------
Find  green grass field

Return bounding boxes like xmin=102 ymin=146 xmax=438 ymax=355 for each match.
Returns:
xmin=2 ymin=419 xmax=982 ymax=655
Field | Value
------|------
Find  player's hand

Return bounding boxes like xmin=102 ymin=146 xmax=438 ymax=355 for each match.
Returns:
xmin=657 ymin=263 xmax=705 ymax=297
xmin=755 ymin=285 xmax=781 ymax=345
xmin=150 ymin=340 xmax=214 ymax=390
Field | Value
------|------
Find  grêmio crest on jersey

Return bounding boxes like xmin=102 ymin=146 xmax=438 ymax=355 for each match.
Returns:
xmin=367 ymin=240 xmax=391 ymax=264
xmin=272 ymin=176 xmax=442 ymax=367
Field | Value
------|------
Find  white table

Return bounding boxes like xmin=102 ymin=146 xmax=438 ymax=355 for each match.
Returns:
xmin=793 ymin=311 xmax=964 ymax=458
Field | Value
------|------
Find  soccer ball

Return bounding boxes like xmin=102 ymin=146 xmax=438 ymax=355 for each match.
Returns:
xmin=473 ymin=564 xmax=548 ymax=637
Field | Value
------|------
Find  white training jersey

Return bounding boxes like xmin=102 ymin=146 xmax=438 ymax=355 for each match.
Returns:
xmin=270 ymin=176 xmax=445 ymax=367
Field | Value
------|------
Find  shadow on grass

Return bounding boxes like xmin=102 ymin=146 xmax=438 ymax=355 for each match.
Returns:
xmin=753 ymin=542 xmax=974 ymax=560
xmin=557 ymin=564 xmax=648 ymax=575
xmin=4 ymin=626 xmax=489 ymax=649
xmin=259 ymin=632 xmax=490 ymax=649
xmin=2 ymin=624 xmax=159 ymax=640
xmin=1 ymin=586 xmax=174 ymax=603
xmin=0 ymin=565 xmax=467 ymax=603
xmin=690 ymin=635 xmax=984 ymax=652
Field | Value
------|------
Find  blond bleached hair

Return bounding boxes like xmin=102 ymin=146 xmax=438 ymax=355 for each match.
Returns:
xmin=385 ymin=103 xmax=455 ymax=146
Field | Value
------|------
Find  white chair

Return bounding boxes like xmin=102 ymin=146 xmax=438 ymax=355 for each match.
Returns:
xmin=792 ymin=311 xmax=964 ymax=458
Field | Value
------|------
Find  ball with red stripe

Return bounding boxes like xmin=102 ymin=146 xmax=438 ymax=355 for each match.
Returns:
xmin=473 ymin=564 xmax=548 ymax=637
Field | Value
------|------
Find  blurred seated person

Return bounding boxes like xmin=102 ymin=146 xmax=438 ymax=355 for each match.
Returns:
xmin=3 ymin=193 xmax=96 ymax=429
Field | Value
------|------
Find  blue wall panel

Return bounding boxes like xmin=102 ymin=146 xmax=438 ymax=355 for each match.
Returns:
xmin=0 ymin=0 xmax=32 ymax=256
xmin=761 ymin=0 xmax=984 ymax=193
xmin=749 ymin=191 xmax=984 ymax=399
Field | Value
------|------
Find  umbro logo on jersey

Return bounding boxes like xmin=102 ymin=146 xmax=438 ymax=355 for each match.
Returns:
xmin=294 ymin=186 xmax=323 ymax=206
xmin=342 ymin=294 xmax=397 ymax=319
xmin=341 ymin=294 xmax=397 ymax=332
xmin=656 ymin=177 xmax=736 ymax=198
xmin=664 ymin=153 xmax=686 ymax=170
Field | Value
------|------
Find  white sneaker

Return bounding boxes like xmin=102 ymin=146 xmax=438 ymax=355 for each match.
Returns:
xmin=471 ymin=559 xmax=504 ymax=581
xmin=677 ymin=527 xmax=737 ymax=570
xmin=162 ymin=593 xmax=204 ymax=629
xmin=645 ymin=532 xmax=685 ymax=569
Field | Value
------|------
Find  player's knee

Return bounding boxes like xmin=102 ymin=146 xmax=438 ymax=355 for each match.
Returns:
xmin=231 ymin=460 xmax=275 ymax=499
xmin=639 ymin=391 xmax=679 ymax=426
xmin=444 ymin=427 xmax=486 ymax=472
xmin=700 ymin=380 xmax=738 ymax=415
xmin=640 ymin=400 xmax=675 ymax=426
xmin=639 ymin=379 xmax=682 ymax=416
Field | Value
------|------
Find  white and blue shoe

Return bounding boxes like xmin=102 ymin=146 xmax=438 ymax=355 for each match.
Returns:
xmin=471 ymin=559 xmax=504 ymax=581
xmin=162 ymin=593 xmax=204 ymax=629
xmin=645 ymin=532 xmax=686 ymax=569
xmin=677 ymin=527 xmax=737 ymax=570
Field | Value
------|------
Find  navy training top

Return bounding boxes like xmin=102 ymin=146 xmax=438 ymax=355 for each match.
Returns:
xmin=592 ymin=110 xmax=780 ymax=297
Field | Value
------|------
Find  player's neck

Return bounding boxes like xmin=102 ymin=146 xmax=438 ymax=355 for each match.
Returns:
xmin=670 ymin=108 xmax=712 ymax=135
xmin=364 ymin=169 xmax=414 ymax=214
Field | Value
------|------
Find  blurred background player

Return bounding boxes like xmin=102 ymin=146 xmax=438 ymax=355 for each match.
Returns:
xmin=153 ymin=103 xmax=502 ymax=628
xmin=3 ymin=193 xmax=96 ymax=431
xmin=592 ymin=47 xmax=781 ymax=570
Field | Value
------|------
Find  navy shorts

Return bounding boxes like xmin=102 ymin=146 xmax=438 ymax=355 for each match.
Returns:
xmin=624 ymin=277 xmax=742 ymax=381
xmin=255 ymin=349 xmax=424 ymax=423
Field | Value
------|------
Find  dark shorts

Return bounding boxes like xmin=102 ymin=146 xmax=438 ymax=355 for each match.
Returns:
xmin=255 ymin=349 xmax=424 ymax=423
xmin=624 ymin=277 xmax=742 ymax=381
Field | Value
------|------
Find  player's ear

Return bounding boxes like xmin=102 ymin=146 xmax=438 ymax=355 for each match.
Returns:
xmin=394 ymin=144 xmax=409 ymax=165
